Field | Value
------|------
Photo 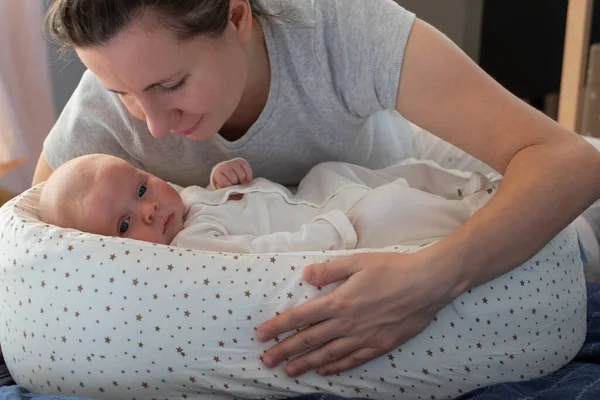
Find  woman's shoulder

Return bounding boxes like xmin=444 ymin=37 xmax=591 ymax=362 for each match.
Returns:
xmin=257 ymin=0 xmax=316 ymax=27
xmin=267 ymin=0 xmax=415 ymax=118
xmin=259 ymin=0 xmax=413 ymax=28
xmin=75 ymin=69 xmax=113 ymax=99
xmin=43 ymin=69 xmax=142 ymax=171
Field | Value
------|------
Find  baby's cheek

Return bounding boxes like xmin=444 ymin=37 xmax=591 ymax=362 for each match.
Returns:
xmin=128 ymin=226 xmax=166 ymax=245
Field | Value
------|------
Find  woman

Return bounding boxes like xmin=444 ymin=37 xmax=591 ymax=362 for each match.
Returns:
xmin=36 ymin=0 xmax=600 ymax=381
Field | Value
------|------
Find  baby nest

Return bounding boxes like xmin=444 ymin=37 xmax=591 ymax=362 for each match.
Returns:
xmin=0 ymin=184 xmax=587 ymax=400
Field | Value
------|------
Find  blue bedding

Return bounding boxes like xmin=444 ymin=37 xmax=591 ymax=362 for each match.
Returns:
xmin=3 ymin=283 xmax=600 ymax=400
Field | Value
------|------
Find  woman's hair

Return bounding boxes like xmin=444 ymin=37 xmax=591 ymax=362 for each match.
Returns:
xmin=45 ymin=0 xmax=262 ymax=51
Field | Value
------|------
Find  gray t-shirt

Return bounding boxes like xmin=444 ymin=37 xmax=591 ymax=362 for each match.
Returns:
xmin=44 ymin=0 xmax=416 ymax=187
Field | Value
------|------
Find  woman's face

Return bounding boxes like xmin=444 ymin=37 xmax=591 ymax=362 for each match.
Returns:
xmin=76 ymin=3 xmax=252 ymax=140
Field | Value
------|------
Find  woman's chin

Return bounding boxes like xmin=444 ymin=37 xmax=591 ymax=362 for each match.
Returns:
xmin=186 ymin=121 xmax=220 ymax=141
xmin=187 ymin=130 xmax=218 ymax=141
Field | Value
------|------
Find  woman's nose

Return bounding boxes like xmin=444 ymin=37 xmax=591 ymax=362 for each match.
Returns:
xmin=131 ymin=96 xmax=181 ymax=139
xmin=144 ymin=105 xmax=182 ymax=139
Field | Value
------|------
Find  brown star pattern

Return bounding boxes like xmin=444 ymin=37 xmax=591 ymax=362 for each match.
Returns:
xmin=0 ymin=197 xmax=588 ymax=399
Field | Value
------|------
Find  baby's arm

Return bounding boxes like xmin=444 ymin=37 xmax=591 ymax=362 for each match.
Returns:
xmin=247 ymin=210 xmax=358 ymax=252
xmin=209 ymin=158 xmax=253 ymax=189
xmin=392 ymin=162 xmax=490 ymax=199
xmin=172 ymin=210 xmax=357 ymax=253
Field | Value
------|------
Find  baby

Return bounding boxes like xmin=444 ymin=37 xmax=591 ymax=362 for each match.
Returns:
xmin=39 ymin=154 xmax=498 ymax=252
xmin=39 ymin=154 xmax=361 ymax=252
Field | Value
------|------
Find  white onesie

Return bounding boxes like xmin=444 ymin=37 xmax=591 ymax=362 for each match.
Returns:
xmin=170 ymin=159 xmax=499 ymax=253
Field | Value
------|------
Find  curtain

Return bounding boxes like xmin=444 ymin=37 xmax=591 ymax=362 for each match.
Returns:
xmin=0 ymin=1 xmax=55 ymax=193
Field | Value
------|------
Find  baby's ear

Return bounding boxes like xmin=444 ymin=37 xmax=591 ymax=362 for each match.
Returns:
xmin=37 ymin=185 xmax=52 ymax=223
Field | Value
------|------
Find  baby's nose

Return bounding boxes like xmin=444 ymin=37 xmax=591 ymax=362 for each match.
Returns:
xmin=142 ymin=202 xmax=159 ymax=224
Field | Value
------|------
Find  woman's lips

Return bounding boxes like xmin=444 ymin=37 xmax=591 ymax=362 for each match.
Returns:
xmin=172 ymin=117 xmax=203 ymax=136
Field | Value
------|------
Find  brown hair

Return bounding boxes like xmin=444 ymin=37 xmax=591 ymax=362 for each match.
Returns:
xmin=45 ymin=0 xmax=262 ymax=51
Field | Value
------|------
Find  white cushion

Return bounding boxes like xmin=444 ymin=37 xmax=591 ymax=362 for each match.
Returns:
xmin=0 ymin=184 xmax=587 ymax=399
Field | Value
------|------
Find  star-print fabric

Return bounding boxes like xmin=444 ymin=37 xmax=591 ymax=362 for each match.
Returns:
xmin=0 ymin=186 xmax=587 ymax=400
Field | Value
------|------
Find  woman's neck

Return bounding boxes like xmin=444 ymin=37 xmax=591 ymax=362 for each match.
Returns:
xmin=220 ymin=20 xmax=271 ymax=141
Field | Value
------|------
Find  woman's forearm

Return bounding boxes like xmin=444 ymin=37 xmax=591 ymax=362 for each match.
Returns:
xmin=433 ymin=137 xmax=600 ymax=297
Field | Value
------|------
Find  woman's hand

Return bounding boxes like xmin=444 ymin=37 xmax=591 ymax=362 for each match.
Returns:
xmin=256 ymin=249 xmax=463 ymax=377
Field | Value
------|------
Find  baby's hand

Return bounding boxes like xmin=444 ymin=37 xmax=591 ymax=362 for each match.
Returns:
xmin=211 ymin=158 xmax=253 ymax=189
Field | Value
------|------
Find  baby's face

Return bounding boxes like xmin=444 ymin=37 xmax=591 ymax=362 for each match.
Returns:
xmin=76 ymin=160 xmax=185 ymax=245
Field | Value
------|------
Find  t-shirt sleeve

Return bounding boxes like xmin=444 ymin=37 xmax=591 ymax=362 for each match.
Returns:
xmin=43 ymin=70 xmax=141 ymax=170
xmin=316 ymin=0 xmax=415 ymax=118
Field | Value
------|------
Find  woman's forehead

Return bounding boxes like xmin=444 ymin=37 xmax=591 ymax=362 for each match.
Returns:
xmin=76 ymin=19 xmax=195 ymax=92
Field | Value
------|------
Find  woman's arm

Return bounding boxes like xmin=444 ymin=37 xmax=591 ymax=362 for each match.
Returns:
xmin=256 ymin=18 xmax=600 ymax=378
xmin=396 ymin=19 xmax=600 ymax=291
xmin=32 ymin=152 xmax=54 ymax=185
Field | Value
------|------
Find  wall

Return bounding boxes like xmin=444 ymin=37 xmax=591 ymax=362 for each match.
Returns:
xmin=46 ymin=48 xmax=86 ymax=118
xmin=44 ymin=0 xmax=86 ymax=119
xmin=396 ymin=0 xmax=484 ymax=62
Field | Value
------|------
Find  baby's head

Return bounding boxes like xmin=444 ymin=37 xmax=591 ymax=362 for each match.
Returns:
xmin=39 ymin=154 xmax=185 ymax=245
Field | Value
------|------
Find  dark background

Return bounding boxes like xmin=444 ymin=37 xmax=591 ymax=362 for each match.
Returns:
xmin=479 ymin=0 xmax=600 ymax=108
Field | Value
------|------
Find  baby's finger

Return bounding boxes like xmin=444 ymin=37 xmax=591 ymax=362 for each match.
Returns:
xmin=213 ymin=173 xmax=229 ymax=189
xmin=233 ymin=164 xmax=247 ymax=183
xmin=241 ymin=161 xmax=253 ymax=182
xmin=222 ymin=168 xmax=239 ymax=185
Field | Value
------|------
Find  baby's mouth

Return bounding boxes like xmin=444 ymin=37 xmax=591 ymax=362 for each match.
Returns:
xmin=163 ymin=213 xmax=173 ymax=234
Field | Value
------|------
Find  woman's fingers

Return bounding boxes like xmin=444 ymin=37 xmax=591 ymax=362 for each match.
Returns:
xmin=258 ymin=255 xmax=367 ymax=345
xmin=257 ymin=291 xmax=336 ymax=345
xmin=282 ymin=336 xmax=363 ymax=377
xmin=258 ymin=255 xmax=369 ymax=370
xmin=316 ymin=318 xmax=432 ymax=375
xmin=262 ymin=317 xmax=348 ymax=373
xmin=303 ymin=254 xmax=364 ymax=286
xmin=315 ymin=346 xmax=384 ymax=376
xmin=256 ymin=251 xmax=454 ymax=376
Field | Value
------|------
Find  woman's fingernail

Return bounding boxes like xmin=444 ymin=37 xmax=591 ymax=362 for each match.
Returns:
xmin=262 ymin=355 xmax=273 ymax=367
xmin=303 ymin=267 xmax=313 ymax=282
xmin=286 ymin=366 xmax=297 ymax=377
xmin=256 ymin=329 xmax=267 ymax=341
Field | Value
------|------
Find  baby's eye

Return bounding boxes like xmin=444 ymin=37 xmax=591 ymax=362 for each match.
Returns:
xmin=138 ymin=184 xmax=147 ymax=198
xmin=119 ymin=218 xmax=130 ymax=235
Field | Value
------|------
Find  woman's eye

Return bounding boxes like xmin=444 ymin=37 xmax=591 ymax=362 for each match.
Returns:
xmin=138 ymin=184 xmax=147 ymax=198
xmin=119 ymin=218 xmax=130 ymax=235
xmin=159 ymin=78 xmax=187 ymax=93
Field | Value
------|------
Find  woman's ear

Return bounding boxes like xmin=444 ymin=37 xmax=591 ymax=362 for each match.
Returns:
xmin=229 ymin=0 xmax=253 ymax=43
